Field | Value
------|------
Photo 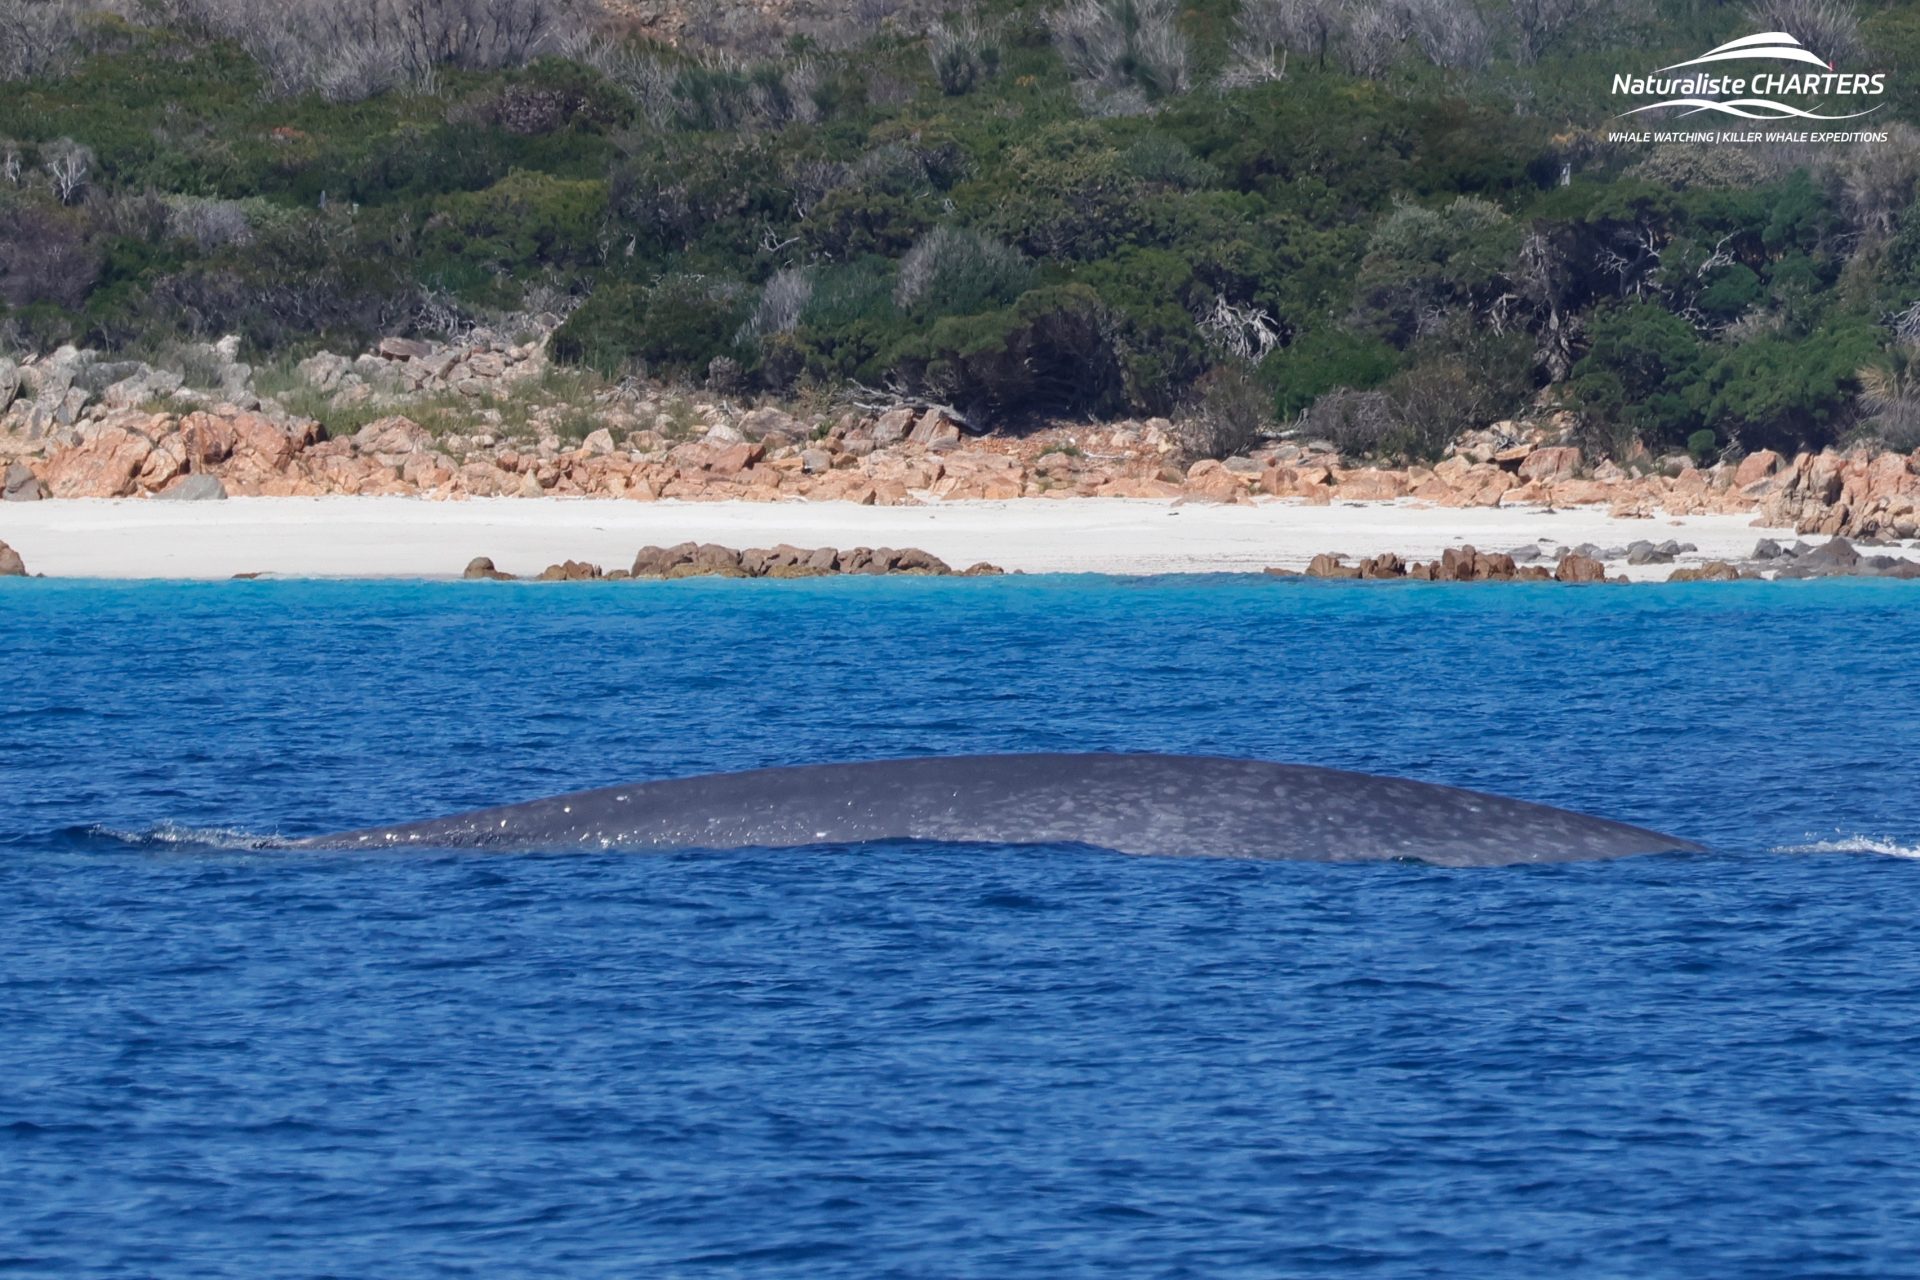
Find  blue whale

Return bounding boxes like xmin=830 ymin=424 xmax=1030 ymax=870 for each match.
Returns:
xmin=294 ymin=753 xmax=1704 ymax=866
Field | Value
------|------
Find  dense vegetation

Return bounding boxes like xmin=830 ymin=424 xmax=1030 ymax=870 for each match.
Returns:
xmin=6 ymin=0 xmax=1920 ymax=458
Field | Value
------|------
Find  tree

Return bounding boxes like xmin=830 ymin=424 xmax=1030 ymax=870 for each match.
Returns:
xmin=191 ymin=0 xmax=587 ymax=100
xmin=927 ymin=18 xmax=999 ymax=96
xmin=1747 ymin=0 xmax=1864 ymax=66
xmin=1050 ymin=0 xmax=1190 ymax=101
xmin=1567 ymin=302 xmax=1705 ymax=449
xmin=1178 ymin=363 xmax=1272 ymax=459
xmin=1857 ymin=339 xmax=1920 ymax=450
xmin=1506 ymin=0 xmax=1605 ymax=65
xmin=1353 ymin=197 xmax=1522 ymax=346
xmin=0 ymin=200 xmax=98 ymax=309
xmin=1698 ymin=322 xmax=1877 ymax=454
xmin=0 ymin=0 xmax=82 ymax=83
xmin=42 ymin=137 xmax=91 ymax=205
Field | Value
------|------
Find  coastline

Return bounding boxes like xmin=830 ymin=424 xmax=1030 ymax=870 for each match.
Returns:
xmin=0 ymin=495 xmax=1810 ymax=581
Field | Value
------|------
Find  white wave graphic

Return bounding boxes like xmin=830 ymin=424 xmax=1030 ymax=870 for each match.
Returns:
xmin=1659 ymin=32 xmax=1832 ymax=73
xmin=1620 ymin=97 xmax=1881 ymax=121
xmin=1773 ymin=836 xmax=1920 ymax=860
xmin=1710 ymin=31 xmax=1813 ymax=52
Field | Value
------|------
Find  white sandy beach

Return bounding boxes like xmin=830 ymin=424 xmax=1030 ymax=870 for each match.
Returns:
xmin=0 ymin=495 xmax=1802 ymax=580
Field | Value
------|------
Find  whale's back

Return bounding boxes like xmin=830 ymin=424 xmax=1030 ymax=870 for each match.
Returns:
xmin=296 ymin=753 xmax=1703 ymax=867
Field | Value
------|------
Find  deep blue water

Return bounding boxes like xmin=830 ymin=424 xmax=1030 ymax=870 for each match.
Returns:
xmin=4 ymin=576 xmax=1920 ymax=1278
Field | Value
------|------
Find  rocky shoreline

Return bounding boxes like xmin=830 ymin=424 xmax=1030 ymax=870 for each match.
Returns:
xmin=1285 ymin=537 xmax=1920 ymax=584
xmin=468 ymin=543 xmax=1006 ymax=581
xmin=6 ymin=333 xmax=1920 ymax=547
xmin=447 ymin=534 xmax=1916 ymax=585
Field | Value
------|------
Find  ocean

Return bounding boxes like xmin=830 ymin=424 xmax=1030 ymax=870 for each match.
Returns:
xmin=3 ymin=576 xmax=1918 ymax=1276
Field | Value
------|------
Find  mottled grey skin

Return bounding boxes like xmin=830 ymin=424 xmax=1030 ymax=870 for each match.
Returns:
xmin=295 ymin=753 xmax=1703 ymax=866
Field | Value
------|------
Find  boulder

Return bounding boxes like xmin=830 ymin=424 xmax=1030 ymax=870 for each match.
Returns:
xmin=684 ymin=543 xmax=746 ymax=576
xmin=0 ymin=539 xmax=23 ymax=576
xmin=892 ymin=547 xmax=953 ymax=575
xmin=40 ymin=425 xmax=154 ymax=498
xmin=1184 ymin=459 xmax=1247 ymax=503
xmin=1734 ymin=449 xmax=1784 ymax=489
xmin=1334 ymin=469 xmax=1406 ymax=501
xmin=736 ymin=407 xmax=795 ymax=441
xmin=1668 ymin=561 xmax=1742 ymax=582
xmin=297 ymin=351 xmax=352 ymax=391
xmin=537 ymin=559 xmax=602 ymax=581
xmin=755 ymin=545 xmax=829 ymax=579
xmin=1555 ymin=553 xmax=1607 ymax=583
xmin=132 ymin=429 xmax=188 ymax=491
xmin=377 ymin=336 xmax=434 ymax=361
xmin=1801 ymin=536 xmax=1860 ymax=572
xmin=1356 ymin=552 xmax=1407 ymax=579
xmin=1475 ymin=551 xmax=1518 ymax=580
xmin=1435 ymin=547 xmax=1474 ymax=581
xmin=155 ymin=473 xmax=227 ymax=502
xmin=0 ymin=358 xmax=20 ymax=413
xmin=707 ymin=441 xmax=764 ymax=478
xmin=872 ymin=408 xmax=915 ymax=446
xmin=3 ymin=462 xmax=43 ymax=502
xmin=27 ymin=345 xmax=88 ymax=400
xmin=103 ymin=368 xmax=184 ymax=410
xmin=1430 ymin=546 xmax=1519 ymax=581
xmin=352 ymin=415 xmax=433 ymax=457
xmin=462 ymin=556 xmax=517 ymax=580
xmin=908 ymin=409 xmax=962 ymax=448
xmin=1305 ymin=552 xmax=1359 ymax=579
xmin=1518 ymin=445 xmax=1581 ymax=483
xmin=960 ymin=562 xmax=1006 ymax=576
xmin=72 ymin=359 xmax=146 ymax=395
xmin=631 ymin=542 xmax=700 ymax=577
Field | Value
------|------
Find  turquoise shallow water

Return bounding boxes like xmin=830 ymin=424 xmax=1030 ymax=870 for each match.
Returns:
xmin=3 ymin=577 xmax=1919 ymax=1276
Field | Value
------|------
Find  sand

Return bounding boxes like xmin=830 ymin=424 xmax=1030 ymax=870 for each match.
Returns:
xmin=0 ymin=494 xmax=1806 ymax=581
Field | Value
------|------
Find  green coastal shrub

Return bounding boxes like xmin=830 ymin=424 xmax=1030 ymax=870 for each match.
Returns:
xmin=1260 ymin=328 xmax=1398 ymax=419
xmin=1353 ymin=196 xmax=1521 ymax=347
xmin=422 ymin=171 xmax=606 ymax=296
xmin=1693 ymin=322 xmax=1879 ymax=455
xmin=790 ymin=258 xmax=901 ymax=386
xmin=893 ymin=284 xmax=1125 ymax=421
xmin=551 ymin=273 xmax=752 ymax=378
xmin=1568 ymin=304 xmax=1708 ymax=451
xmin=894 ymin=227 xmax=1032 ymax=319
xmin=979 ymin=122 xmax=1147 ymax=261
xmin=1070 ymin=248 xmax=1209 ymax=413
